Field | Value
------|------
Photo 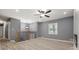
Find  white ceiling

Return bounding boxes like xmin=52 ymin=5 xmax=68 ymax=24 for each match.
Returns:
xmin=0 ymin=9 xmax=73 ymax=23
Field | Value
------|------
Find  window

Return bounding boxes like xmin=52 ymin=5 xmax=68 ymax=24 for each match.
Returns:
xmin=48 ymin=23 xmax=58 ymax=35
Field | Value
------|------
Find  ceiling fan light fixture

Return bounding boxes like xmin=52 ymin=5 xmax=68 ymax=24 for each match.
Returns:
xmin=41 ymin=14 xmax=45 ymax=17
xmin=36 ymin=10 xmax=40 ymax=14
xmin=35 ymin=9 xmax=52 ymax=18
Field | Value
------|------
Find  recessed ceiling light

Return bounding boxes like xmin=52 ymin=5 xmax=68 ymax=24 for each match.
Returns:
xmin=64 ymin=12 xmax=67 ymax=14
xmin=16 ymin=9 xmax=19 ymax=12
xmin=0 ymin=20 xmax=4 ymax=23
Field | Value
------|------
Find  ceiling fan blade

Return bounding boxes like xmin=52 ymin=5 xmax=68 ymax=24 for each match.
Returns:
xmin=45 ymin=15 xmax=50 ymax=17
xmin=45 ymin=10 xmax=51 ymax=14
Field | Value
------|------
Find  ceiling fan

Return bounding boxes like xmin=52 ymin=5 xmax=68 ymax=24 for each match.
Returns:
xmin=35 ymin=9 xmax=52 ymax=18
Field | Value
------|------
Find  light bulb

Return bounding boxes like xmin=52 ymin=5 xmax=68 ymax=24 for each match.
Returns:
xmin=64 ymin=12 xmax=67 ymax=14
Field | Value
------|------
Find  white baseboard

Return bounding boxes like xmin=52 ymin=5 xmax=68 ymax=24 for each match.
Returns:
xmin=38 ymin=37 xmax=73 ymax=43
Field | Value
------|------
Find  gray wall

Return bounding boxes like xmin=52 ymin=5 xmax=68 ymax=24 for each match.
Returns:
xmin=38 ymin=17 xmax=73 ymax=41
xmin=10 ymin=18 xmax=20 ymax=40
xmin=29 ymin=22 xmax=38 ymax=32
xmin=74 ymin=10 xmax=79 ymax=48
xmin=21 ymin=22 xmax=29 ymax=31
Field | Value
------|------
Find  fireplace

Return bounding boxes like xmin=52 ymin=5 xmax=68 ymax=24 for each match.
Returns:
xmin=74 ymin=34 xmax=78 ymax=48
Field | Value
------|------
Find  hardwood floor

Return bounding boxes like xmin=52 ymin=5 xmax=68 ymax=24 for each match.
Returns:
xmin=0 ymin=37 xmax=73 ymax=50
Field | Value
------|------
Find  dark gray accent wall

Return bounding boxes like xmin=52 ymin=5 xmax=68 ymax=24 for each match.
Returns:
xmin=0 ymin=24 xmax=3 ymax=37
xmin=10 ymin=18 xmax=20 ymax=40
xmin=38 ymin=17 xmax=73 ymax=41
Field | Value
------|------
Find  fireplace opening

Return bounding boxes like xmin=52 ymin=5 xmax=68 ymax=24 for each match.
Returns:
xmin=74 ymin=34 xmax=78 ymax=48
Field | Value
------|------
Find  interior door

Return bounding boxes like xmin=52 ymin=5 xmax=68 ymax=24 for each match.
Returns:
xmin=0 ymin=24 xmax=3 ymax=38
